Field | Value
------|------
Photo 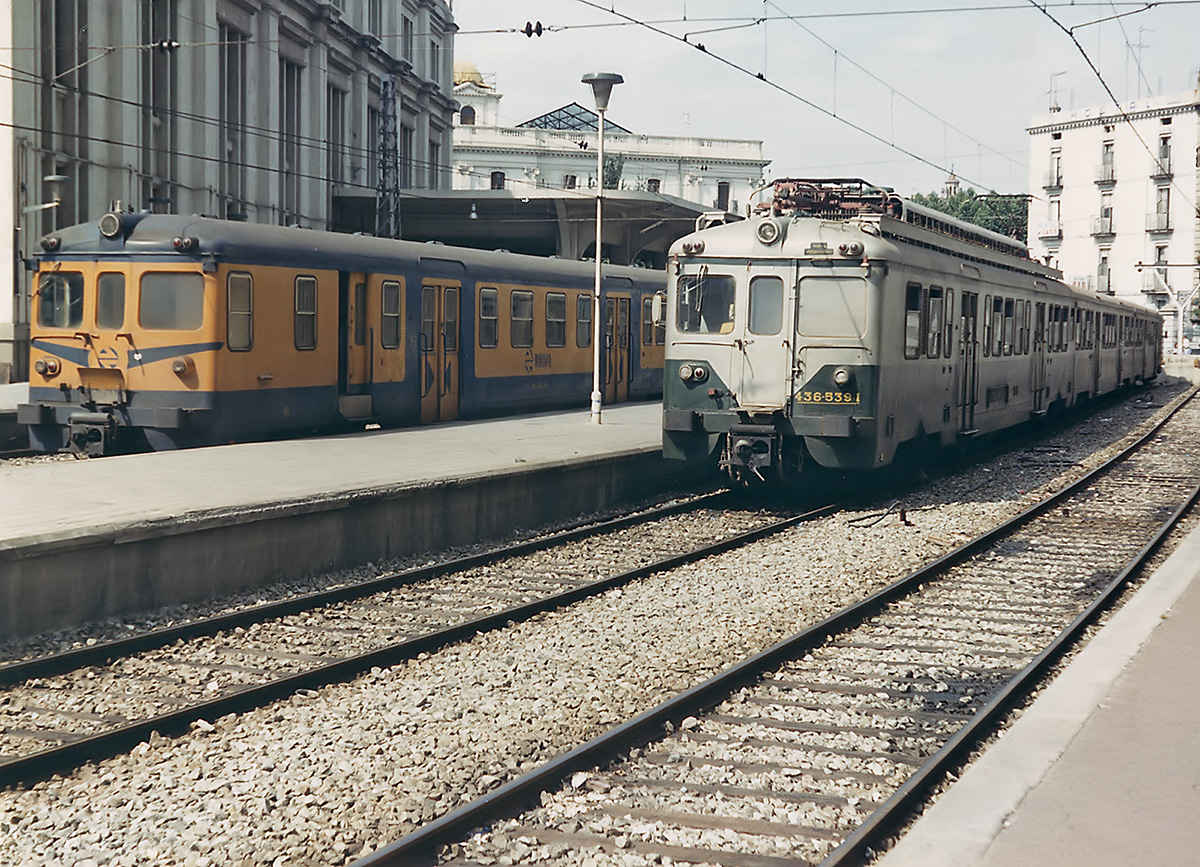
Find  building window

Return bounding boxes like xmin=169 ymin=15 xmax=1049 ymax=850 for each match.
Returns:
xmin=402 ymin=16 xmax=414 ymax=59
xmin=716 ymin=181 xmax=730 ymax=211
xmin=280 ymin=60 xmax=302 ymax=223
xmin=1098 ymin=250 xmax=1110 ymax=295
xmin=327 ymin=86 xmax=347 ymax=186
xmin=367 ymin=106 xmax=380 ymax=189
xmin=295 ymin=276 xmax=318 ymax=349
xmin=479 ymin=287 xmax=498 ymax=348
xmin=429 ymin=40 xmax=441 ymax=84
xmin=511 ymin=290 xmax=534 ymax=347
xmin=227 ymin=272 xmax=253 ymax=351
xmin=546 ymin=293 xmax=567 ymax=347
xmin=429 ymin=141 xmax=441 ymax=189
xmin=1100 ymin=141 xmax=1114 ymax=181
xmin=576 ymin=294 xmax=592 ymax=347
xmin=1154 ymin=187 xmax=1170 ymax=230
xmin=563 ymin=174 xmax=577 ymax=190
xmin=400 ymin=126 xmax=414 ymax=188
xmin=490 ymin=171 xmax=505 ymax=190
xmin=218 ymin=23 xmax=248 ymax=217
xmin=1157 ymin=135 xmax=1171 ymax=173
xmin=381 ymin=280 xmax=401 ymax=349
xmin=368 ymin=0 xmax=382 ymax=36
xmin=647 ymin=178 xmax=661 ymax=193
xmin=460 ymin=105 xmax=476 ymax=125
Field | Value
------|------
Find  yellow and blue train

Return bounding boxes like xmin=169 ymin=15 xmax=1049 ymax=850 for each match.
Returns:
xmin=21 ymin=213 xmax=666 ymax=454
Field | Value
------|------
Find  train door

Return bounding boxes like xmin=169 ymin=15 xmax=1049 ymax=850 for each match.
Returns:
xmin=338 ymin=272 xmax=373 ymax=418
xmin=604 ymin=294 xmax=631 ymax=404
xmin=420 ymin=280 xmax=460 ymax=422
xmin=958 ymin=291 xmax=979 ymax=431
xmin=1032 ymin=302 xmax=1046 ymax=413
xmin=737 ymin=266 xmax=795 ymax=409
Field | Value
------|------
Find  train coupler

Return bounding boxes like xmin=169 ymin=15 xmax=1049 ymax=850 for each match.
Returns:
xmin=720 ymin=424 xmax=780 ymax=484
xmin=68 ymin=411 xmax=115 ymax=457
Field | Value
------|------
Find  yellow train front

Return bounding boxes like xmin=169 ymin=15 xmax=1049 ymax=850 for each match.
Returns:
xmin=21 ymin=213 xmax=665 ymax=455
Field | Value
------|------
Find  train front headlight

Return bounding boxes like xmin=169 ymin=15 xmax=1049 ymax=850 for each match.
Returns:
xmin=34 ymin=358 xmax=61 ymax=377
xmin=678 ymin=365 xmax=694 ymax=381
xmin=756 ymin=219 xmax=781 ymax=245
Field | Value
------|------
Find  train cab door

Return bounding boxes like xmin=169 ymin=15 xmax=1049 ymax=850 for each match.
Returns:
xmin=420 ymin=280 xmax=460 ymax=423
xmin=338 ymin=272 xmax=374 ymax=419
xmin=958 ymin=291 xmax=979 ymax=431
xmin=604 ymin=294 xmax=631 ymax=404
xmin=1031 ymin=302 xmax=1046 ymax=413
xmin=738 ymin=267 xmax=795 ymax=410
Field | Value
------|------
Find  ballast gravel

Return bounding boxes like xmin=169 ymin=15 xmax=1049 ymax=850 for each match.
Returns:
xmin=0 ymin=384 xmax=1188 ymax=867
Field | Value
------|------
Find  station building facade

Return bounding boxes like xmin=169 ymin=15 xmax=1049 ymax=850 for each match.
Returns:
xmin=0 ymin=0 xmax=458 ymax=383
xmin=1026 ymin=85 xmax=1200 ymax=352
xmin=451 ymin=64 xmax=770 ymax=218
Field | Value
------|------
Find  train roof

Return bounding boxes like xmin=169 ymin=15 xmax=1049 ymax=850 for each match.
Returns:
xmin=36 ymin=213 xmax=665 ymax=287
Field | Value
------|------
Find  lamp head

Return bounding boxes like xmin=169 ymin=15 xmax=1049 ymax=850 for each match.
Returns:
xmin=581 ymin=72 xmax=624 ymax=111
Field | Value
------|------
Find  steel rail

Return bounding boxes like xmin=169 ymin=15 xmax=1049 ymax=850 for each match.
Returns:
xmin=0 ymin=499 xmax=838 ymax=789
xmin=0 ymin=492 xmax=725 ymax=686
xmin=353 ymin=388 xmax=1196 ymax=867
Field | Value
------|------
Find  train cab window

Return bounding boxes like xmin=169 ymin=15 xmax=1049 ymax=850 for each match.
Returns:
xmin=904 ymin=283 xmax=923 ymax=359
xmin=36 ymin=272 xmax=85 ymax=329
xmin=677 ymin=273 xmax=736 ymax=334
xmin=96 ymin=273 xmax=126 ymax=330
xmin=478 ymin=287 xmax=498 ymax=348
xmin=226 ymin=272 xmax=253 ymax=351
xmin=511 ymin=289 xmax=534 ymax=348
xmin=546 ymin=292 xmax=567 ymax=347
xmin=748 ymin=275 xmax=784 ymax=335
xmin=1003 ymin=299 xmax=1015 ymax=355
xmin=294 ymin=276 xmax=317 ymax=350
xmin=381 ymin=280 xmax=402 ymax=349
xmin=927 ymin=286 xmax=944 ymax=357
xmin=140 ymin=272 xmax=204 ymax=330
xmin=576 ymin=293 xmax=592 ymax=348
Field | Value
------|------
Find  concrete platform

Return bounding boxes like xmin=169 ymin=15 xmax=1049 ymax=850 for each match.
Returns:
xmin=879 ymin=519 xmax=1200 ymax=866
xmin=0 ymin=383 xmax=26 ymax=449
xmin=0 ymin=402 xmax=683 ymax=642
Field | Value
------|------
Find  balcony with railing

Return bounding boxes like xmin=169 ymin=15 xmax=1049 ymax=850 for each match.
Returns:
xmin=1042 ymin=170 xmax=1063 ymax=191
xmin=1146 ymin=212 xmax=1172 ymax=233
xmin=1091 ymin=217 xmax=1115 ymax=237
xmin=1151 ymin=155 xmax=1173 ymax=179
xmin=1094 ymin=163 xmax=1116 ymax=186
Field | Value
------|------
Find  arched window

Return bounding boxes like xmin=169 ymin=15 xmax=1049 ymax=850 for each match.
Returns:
xmin=460 ymin=105 xmax=476 ymax=125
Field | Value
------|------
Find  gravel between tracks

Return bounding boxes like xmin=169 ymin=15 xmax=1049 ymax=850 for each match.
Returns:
xmin=0 ymin=383 xmax=1189 ymax=867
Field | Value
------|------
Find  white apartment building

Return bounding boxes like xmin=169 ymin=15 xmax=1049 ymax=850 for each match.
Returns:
xmin=1 ymin=0 xmax=458 ymax=383
xmin=451 ymin=63 xmax=770 ymax=215
xmin=1027 ymin=85 xmax=1199 ymax=352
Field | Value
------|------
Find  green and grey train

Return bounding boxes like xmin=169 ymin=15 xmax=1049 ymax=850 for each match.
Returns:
xmin=662 ymin=179 xmax=1162 ymax=485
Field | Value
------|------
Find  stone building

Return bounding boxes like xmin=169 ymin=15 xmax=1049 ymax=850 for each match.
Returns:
xmin=0 ymin=0 xmax=458 ymax=382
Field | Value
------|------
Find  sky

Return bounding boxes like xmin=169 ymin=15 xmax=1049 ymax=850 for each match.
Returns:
xmin=449 ymin=1 xmax=1200 ymax=197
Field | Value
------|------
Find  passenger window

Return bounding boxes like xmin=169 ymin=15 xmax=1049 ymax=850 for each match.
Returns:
xmin=478 ymin=287 xmax=498 ymax=348
xmin=294 ymin=276 xmax=317 ymax=350
xmin=677 ymin=273 xmax=736 ymax=334
xmin=141 ymin=272 xmax=204 ymax=330
xmin=982 ymin=294 xmax=992 ymax=357
xmin=444 ymin=287 xmax=459 ymax=351
xmin=546 ymin=292 xmax=566 ymax=348
xmin=904 ymin=282 xmax=922 ymax=359
xmin=96 ymin=273 xmax=126 ymax=330
xmin=381 ymin=280 xmax=401 ymax=349
xmin=37 ymin=272 xmax=85 ymax=329
xmin=944 ymin=288 xmax=954 ymax=354
xmin=749 ymin=275 xmax=784 ymax=335
xmin=511 ymin=289 xmax=534 ymax=348
xmin=1003 ymin=299 xmax=1015 ymax=356
xmin=576 ymin=293 xmax=592 ymax=348
xmin=991 ymin=297 xmax=1004 ymax=356
xmin=227 ymin=272 xmax=253 ymax=351
xmin=927 ymin=286 xmax=944 ymax=357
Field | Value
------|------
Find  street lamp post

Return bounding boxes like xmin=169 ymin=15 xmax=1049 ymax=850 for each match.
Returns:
xmin=581 ymin=72 xmax=623 ymax=424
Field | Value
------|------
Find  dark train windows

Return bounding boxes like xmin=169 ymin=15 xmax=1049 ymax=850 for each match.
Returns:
xmin=478 ymin=287 xmax=498 ymax=348
xmin=546 ymin=293 xmax=567 ymax=348
xmin=677 ymin=273 xmax=735 ymax=334
xmin=354 ymin=282 xmax=367 ymax=347
xmin=1003 ymin=299 xmax=1015 ymax=355
xmin=444 ymin=287 xmax=460 ymax=351
xmin=140 ymin=272 xmax=204 ymax=330
xmin=226 ymin=272 xmax=253 ymax=351
xmin=990 ymin=297 xmax=1004 ymax=356
xmin=294 ymin=276 xmax=317 ymax=350
xmin=927 ymin=286 xmax=944 ymax=357
xmin=36 ymin=272 xmax=84 ymax=329
xmin=944 ymin=288 xmax=955 ymax=353
xmin=642 ymin=297 xmax=654 ymax=345
xmin=749 ymin=275 xmax=784 ymax=335
xmin=511 ymin=289 xmax=534 ymax=348
xmin=96 ymin=273 xmax=126 ymax=330
xmin=381 ymin=281 xmax=402 ymax=349
xmin=904 ymin=282 xmax=923 ymax=359
xmin=576 ymin=293 xmax=592 ymax=348
xmin=1021 ymin=300 xmax=1031 ymax=354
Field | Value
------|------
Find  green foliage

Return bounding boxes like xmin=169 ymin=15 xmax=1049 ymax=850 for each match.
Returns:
xmin=603 ymin=153 xmax=624 ymax=190
xmin=909 ymin=188 xmax=1029 ymax=244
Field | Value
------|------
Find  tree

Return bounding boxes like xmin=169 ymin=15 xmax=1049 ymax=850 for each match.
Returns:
xmin=909 ymin=188 xmax=1029 ymax=244
xmin=603 ymin=153 xmax=624 ymax=190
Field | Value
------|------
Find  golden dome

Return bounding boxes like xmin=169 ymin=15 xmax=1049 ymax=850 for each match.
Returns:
xmin=453 ymin=60 xmax=487 ymax=87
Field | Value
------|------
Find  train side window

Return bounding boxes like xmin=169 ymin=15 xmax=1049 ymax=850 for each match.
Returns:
xmin=381 ymin=281 xmax=401 ymax=349
xmin=478 ymin=287 xmax=498 ymax=348
xmin=927 ymin=286 xmax=944 ymax=357
xmin=354 ymin=282 xmax=367 ymax=347
xmin=511 ymin=289 xmax=534 ymax=348
xmin=1021 ymin=301 xmax=1031 ymax=354
xmin=37 ymin=272 xmax=85 ymax=329
xmin=577 ymin=293 xmax=592 ymax=347
xmin=944 ymin=288 xmax=954 ymax=354
xmin=904 ymin=282 xmax=923 ymax=359
xmin=444 ymin=287 xmax=459 ymax=351
xmin=749 ymin=275 xmax=784 ymax=335
xmin=1003 ymin=299 xmax=1015 ymax=355
xmin=96 ymin=273 xmax=126 ymax=330
xmin=226 ymin=272 xmax=253 ymax=351
xmin=141 ymin=272 xmax=204 ymax=330
xmin=991 ymin=297 xmax=1004 ymax=356
xmin=641 ymin=297 xmax=654 ymax=345
xmin=294 ymin=276 xmax=317 ymax=350
xmin=982 ymin=294 xmax=992 ymax=357
xmin=546 ymin=292 xmax=567 ymax=347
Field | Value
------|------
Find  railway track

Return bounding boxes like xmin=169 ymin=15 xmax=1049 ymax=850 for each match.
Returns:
xmin=0 ymin=493 xmax=838 ymax=789
xmin=361 ymin=389 xmax=1200 ymax=867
